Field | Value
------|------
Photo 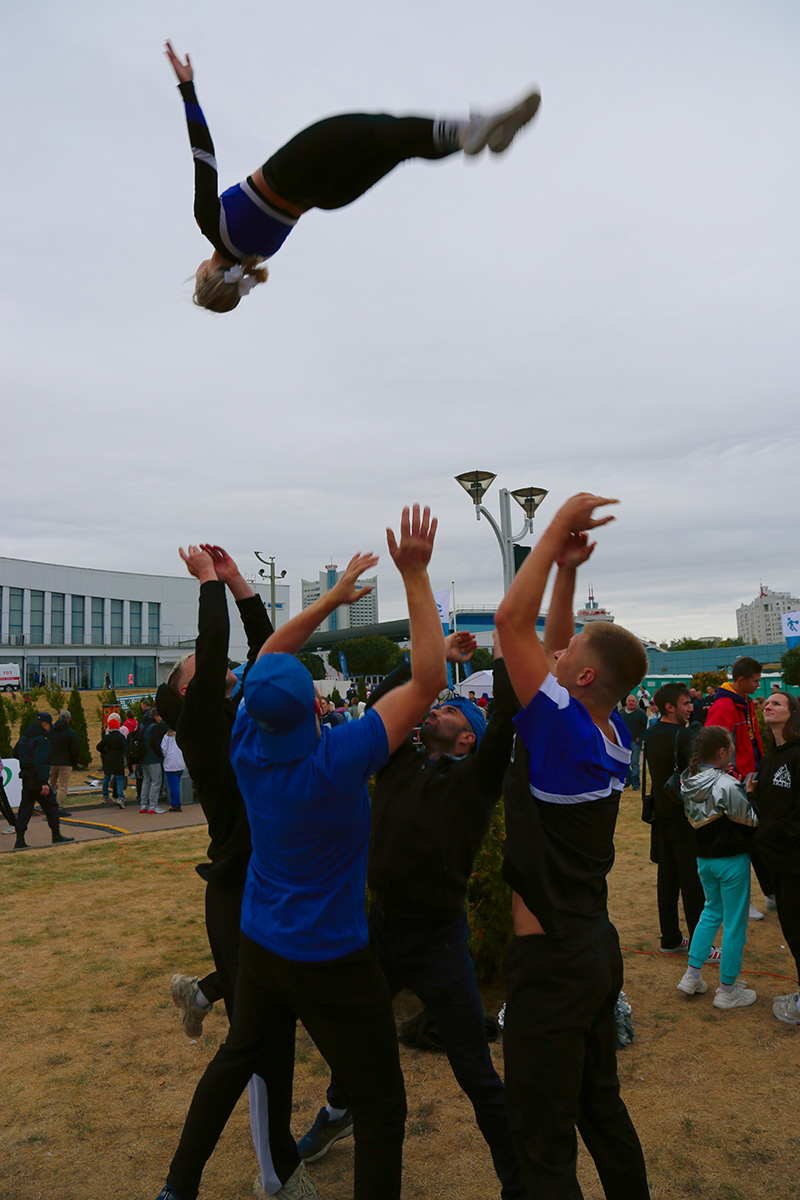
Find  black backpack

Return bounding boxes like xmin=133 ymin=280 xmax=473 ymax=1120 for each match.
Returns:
xmin=13 ymin=731 xmax=34 ymax=768
xmin=127 ymin=724 xmax=149 ymax=764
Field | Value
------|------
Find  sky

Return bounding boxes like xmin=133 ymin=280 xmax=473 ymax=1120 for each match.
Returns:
xmin=2 ymin=0 xmax=798 ymax=644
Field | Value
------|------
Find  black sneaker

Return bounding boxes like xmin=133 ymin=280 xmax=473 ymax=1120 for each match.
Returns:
xmin=297 ymin=1107 xmax=354 ymax=1162
xmin=58 ymin=808 xmax=72 ymax=817
xmin=52 ymin=834 xmax=75 ymax=845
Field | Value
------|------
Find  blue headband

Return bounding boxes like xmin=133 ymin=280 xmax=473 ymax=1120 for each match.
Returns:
xmin=435 ymin=697 xmax=486 ymax=747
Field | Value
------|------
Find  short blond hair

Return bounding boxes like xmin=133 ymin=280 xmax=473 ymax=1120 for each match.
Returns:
xmin=193 ymin=257 xmax=269 ymax=313
xmin=584 ymin=623 xmax=648 ymax=703
xmin=168 ymin=653 xmax=195 ymax=695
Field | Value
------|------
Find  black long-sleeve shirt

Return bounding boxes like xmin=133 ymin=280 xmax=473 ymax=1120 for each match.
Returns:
xmin=160 ymin=582 xmax=272 ymax=876
xmin=644 ymin=720 xmax=698 ymax=821
xmin=754 ymin=740 xmax=800 ymax=874
xmin=366 ymin=660 xmax=519 ymax=921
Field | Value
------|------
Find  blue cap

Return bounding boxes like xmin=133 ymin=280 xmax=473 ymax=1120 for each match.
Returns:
xmin=243 ymin=654 xmax=318 ymax=763
xmin=435 ymin=697 xmax=486 ymax=747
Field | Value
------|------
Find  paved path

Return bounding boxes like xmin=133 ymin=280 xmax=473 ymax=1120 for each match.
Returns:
xmin=0 ymin=793 xmax=207 ymax=854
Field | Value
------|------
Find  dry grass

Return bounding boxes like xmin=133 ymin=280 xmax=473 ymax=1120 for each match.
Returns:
xmin=2 ymin=796 xmax=799 ymax=1200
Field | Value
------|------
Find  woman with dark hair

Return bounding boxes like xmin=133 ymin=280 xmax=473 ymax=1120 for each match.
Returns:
xmin=752 ymin=691 xmax=800 ymax=1025
xmin=164 ymin=42 xmax=540 ymax=313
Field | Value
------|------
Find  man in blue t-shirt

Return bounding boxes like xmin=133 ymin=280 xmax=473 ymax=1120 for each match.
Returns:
xmin=495 ymin=492 xmax=651 ymax=1200
xmin=155 ymin=505 xmax=447 ymax=1200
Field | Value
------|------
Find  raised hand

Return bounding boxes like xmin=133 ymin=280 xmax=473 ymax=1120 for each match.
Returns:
xmin=200 ymin=544 xmax=241 ymax=585
xmin=331 ymin=552 xmax=380 ymax=606
xmin=445 ymin=631 xmax=477 ymax=664
xmin=164 ymin=40 xmax=193 ymax=84
xmin=386 ymin=505 xmax=437 ymax=575
xmin=552 ymin=493 xmax=618 ymax=535
xmin=179 ymin=544 xmax=217 ymax=582
xmin=555 ymin=531 xmax=597 ymax=571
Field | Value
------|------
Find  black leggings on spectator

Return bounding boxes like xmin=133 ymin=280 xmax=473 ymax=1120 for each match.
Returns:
xmin=263 ymin=114 xmax=454 ymax=211
xmin=772 ymin=872 xmax=800 ymax=985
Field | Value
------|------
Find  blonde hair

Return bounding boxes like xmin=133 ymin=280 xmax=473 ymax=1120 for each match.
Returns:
xmin=584 ymin=622 xmax=649 ymax=703
xmin=193 ymin=257 xmax=269 ymax=313
xmin=168 ymin=653 xmax=195 ymax=695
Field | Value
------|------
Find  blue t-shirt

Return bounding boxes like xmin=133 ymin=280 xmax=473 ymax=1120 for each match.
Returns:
xmin=514 ymin=673 xmax=631 ymax=801
xmin=230 ymin=705 xmax=389 ymax=962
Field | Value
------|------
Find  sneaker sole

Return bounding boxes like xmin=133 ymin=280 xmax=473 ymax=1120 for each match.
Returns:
xmin=677 ymin=981 xmax=707 ymax=996
xmin=301 ymin=1124 xmax=354 ymax=1163
xmin=464 ymin=90 xmax=541 ymax=155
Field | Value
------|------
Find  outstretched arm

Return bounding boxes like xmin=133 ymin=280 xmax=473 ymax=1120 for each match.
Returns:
xmin=495 ymin=494 xmax=617 ymax=708
xmin=542 ymin=532 xmax=596 ymax=671
xmin=164 ymin=41 xmax=223 ymax=249
xmin=201 ymin=544 xmax=273 ymax=658
xmin=258 ymin=553 xmax=380 ymax=657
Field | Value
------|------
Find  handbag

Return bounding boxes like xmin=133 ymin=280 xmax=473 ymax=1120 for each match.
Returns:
xmin=662 ymin=738 xmax=684 ymax=809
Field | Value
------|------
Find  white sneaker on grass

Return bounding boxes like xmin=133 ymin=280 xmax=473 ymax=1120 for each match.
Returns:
xmin=713 ymin=981 xmax=757 ymax=1010
xmin=749 ymin=903 xmax=764 ymax=920
xmin=772 ymin=992 xmax=800 ymax=1026
xmin=677 ymin=970 xmax=707 ymax=996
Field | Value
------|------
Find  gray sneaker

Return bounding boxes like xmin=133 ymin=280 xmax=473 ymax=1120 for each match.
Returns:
xmin=772 ymin=991 xmax=800 ymax=1026
xmin=713 ymin=981 xmax=757 ymax=1010
xmin=170 ymin=974 xmax=211 ymax=1039
xmin=297 ymin=1106 xmax=354 ymax=1162
xmin=255 ymin=1163 xmax=321 ymax=1199
xmin=677 ymin=970 xmax=707 ymax=996
xmin=463 ymin=89 xmax=541 ymax=155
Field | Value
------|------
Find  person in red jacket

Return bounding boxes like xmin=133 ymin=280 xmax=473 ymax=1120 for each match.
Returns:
xmin=705 ymin=657 xmax=763 ymax=780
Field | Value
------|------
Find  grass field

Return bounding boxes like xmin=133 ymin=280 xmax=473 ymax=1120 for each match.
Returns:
xmin=2 ymin=793 xmax=799 ymax=1200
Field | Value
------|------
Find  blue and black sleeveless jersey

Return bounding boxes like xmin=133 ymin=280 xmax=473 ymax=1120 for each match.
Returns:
xmin=178 ymin=82 xmax=300 ymax=264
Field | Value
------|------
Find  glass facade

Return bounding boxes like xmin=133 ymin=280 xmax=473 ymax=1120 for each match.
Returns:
xmin=91 ymin=597 xmax=104 ymax=645
xmin=51 ymin=593 xmax=65 ymax=644
xmin=110 ymin=599 xmax=123 ymax=646
xmin=9 ymin=588 xmax=23 ymax=641
xmin=130 ymin=600 xmax=142 ymax=646
xmin=30 ymin=590 xmax=44 ymax=643
xmin=72 ymin=595 xmax=85 ymax=644
xmin=148 ymin=602 xmax=160 ymax=645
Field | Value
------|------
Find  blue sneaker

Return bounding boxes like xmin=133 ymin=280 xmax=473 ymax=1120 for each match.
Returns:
xmin=297 ymin=1107 xmax=354 ymax=1162
xmin=155 ymin=1186 xmax=183 ymax=1200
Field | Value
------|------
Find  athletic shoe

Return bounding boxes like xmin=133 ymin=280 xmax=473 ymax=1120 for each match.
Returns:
xmin=170 ymin=974 xmax=211 ymax=1039
xmin=147 ymin=806 xmax=166 ymax=814
xmin=772 ymin=991 xmax=800 ymax=1026
xmin=765 ymin=895 xmax=777 ymax=911
xmin=463 ymin=89 xmax=541 ymax=156
xmin=52 ymin=834 xmax=75 ymax=845
xmin=155 ymin=1187 xmax=183 ymax=1200
xmin=660 ymin=937 xmax=690 ymax=954
xmin=677 ymin=971 xmax=707 ymax=996
xmin=713 ymin=981 xmax=757 ymax=1010
xmin=12 ymin=837 xmax=29 ymax=852
xmin=116 ymin=797 xmax=125 ymax=809
xmin=169 ymin=806 xmax=182 ymax=813
xmin=706 ymin=946 xmax=722 ymax=965
xmin=749 ymin=903 xmax=764 ymax=920
xmin=297 ymin=1107 xmax=354 ymax=1162
xmin=139 ymin=807 xmax=148 ymax=814
xmin=255 ymin=1162 xmax=321 ymax=1199
xmin=58 ymin=807 xmax=72 ymax=818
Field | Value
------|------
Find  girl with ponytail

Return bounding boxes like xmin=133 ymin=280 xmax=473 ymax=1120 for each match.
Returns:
xmin=676 ymin=725 xmax=759 ymax=1010
xmin=165 ymin=42 xmax=540 ymax=313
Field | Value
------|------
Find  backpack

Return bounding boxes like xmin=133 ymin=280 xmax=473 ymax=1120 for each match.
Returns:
xmin=13 ymin=731 xmax=34 ymax=768
xmin=127 ymin=724 xmax=149 ymax=764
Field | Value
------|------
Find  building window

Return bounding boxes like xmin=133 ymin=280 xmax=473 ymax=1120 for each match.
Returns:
xmin=91 ymin=597 xmax=105 ymax=645
xmin=72 ymin=595 xmax=85 ymax=644
xmin=30 ymin=590 xmax=45 ymax=643
xmin=130 ymin=601 xmax=142 ymax=646
xmin=9 ymin=588 xmax=23 ymax=642
xmin=51 ymin=593 xmax=65 ymax=645
xmin=148 ymin=602 xmax=160 ymax=645
xmin=110 ymin=599 xmax=123 ymax=646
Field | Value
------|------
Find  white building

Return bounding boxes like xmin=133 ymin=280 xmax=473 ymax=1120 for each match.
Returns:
xmin=736 ymin=585 xmax=800 ymax=645
xmin=0 ymin=556 xmax=289 ymax=691
xmin=301 ymin=564 xmax=378 ymax=634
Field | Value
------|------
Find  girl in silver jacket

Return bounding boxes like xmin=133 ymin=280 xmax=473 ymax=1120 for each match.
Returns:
xmin=676 ymin=725 xmax=759 ymax=1010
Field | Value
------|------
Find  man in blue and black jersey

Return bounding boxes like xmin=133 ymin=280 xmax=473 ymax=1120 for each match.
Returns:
xmin=495 ymin=492 xmax=650 ymax=1200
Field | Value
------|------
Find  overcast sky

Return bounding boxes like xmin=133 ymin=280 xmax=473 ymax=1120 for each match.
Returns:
xmin=2 ymin=0 xmax=798 ymax=643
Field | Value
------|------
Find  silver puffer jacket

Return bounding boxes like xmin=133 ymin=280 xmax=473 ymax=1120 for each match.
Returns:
xmin=680 ymin=767 xmax=759 ymax=830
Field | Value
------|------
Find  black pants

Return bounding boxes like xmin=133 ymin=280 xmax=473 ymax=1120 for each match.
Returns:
xmin=772 ymin=871 xmax=800 ymax=984
xmin=263 ymin=114 xmax=453 ymax=211
xmin=167 ymin=934 xmax=406 ymax=1200
xmin=15 ymin=772 xmax=59 ymax=837
xmin=328 ymin=909 xmax=524 ymax=1199
xmin=503 ymin=924 xmax=649 ymax=1200
xmin=197 ymin=877 xmax=245 ymax=1017
xmin=654 ymin=817 xmax=706 ymax=947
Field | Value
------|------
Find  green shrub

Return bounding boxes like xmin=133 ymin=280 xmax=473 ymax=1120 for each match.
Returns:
xmin=466 ymin=801 xmax=513 ymax=984
xmin=44 ymin=683 xmax=66 ymax=713
xmin=330 ymin=688 xmax=342 ymax=708
xmin=96 ymin=688 xmax=119 ymax=720
xmin=357 ymin=676 xmax=368 ymax=703
xmin=0 ymin=696 xmax=12 ymax=758
xmin=67 ymin=685 xmax=91 ymax=768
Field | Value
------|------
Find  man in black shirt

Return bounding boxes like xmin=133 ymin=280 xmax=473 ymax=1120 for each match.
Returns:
xmin=643 ymin=683 xmax=707 ymax=953
xmin=620 ymin=694 xmax=647 ymax=790
xmin=299 ymin=631 xmax=525 ymax=1200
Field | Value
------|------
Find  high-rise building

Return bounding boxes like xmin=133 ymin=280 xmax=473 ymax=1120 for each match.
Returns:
xmin=301 ymin=564 xmax=379 ymax=634
xmin=736 ymin=585 xmax=800 ymax=645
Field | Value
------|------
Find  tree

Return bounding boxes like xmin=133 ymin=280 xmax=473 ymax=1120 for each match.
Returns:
xmin=717 ymin=637 xmax=745 ymax=648
xmin=0 ymin=698 xmax=12 ymax=758
xmin=357 ymin=676 xmax=368 ymax=703
xmin=669 ymin=636 xmax=710 ymax=651
xmin=326 ymin=636 xmax=403 ymax=678
xmin=330 ymin=688 xmax=342 ymax=707
xmin=690 ymin=670 xmax=727 ymax=694
xmin=44 ymin=682 xmax=66 ymax=712
xmin=296 ymin=652 xmax=327 ymax=681
xmin=68 ymin=685 xmax=91 ymax=768
xmin=780 ymin=646 xmax=800 ymax=687
xmin=467 ymin=647 xmax=494 ymax=674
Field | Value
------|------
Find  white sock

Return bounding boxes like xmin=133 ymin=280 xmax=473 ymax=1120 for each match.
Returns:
xmin=719 ymin=981 xmax=734 ymax=993
xmin=325 ymin=1105 xmax=348 ymax=1122
xmin=686 ymin=965 xmax=702 ymax=980
xmin=194 ymin=987 xmax=211 ymax=1010
xmin=433 ymin=117 xmax=472 ymax=152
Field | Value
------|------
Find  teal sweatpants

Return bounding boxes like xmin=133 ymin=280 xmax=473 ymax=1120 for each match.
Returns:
xmin=688 ymin=854 xmax=751 ymax=985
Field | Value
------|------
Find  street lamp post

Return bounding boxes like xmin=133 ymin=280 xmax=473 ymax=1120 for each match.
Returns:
xmin=253 ymin=552 xmax=287 ymax=628
xmin=454 ymin=471 xmax=548 ymax=593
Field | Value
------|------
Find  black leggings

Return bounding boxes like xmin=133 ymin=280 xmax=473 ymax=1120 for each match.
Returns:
xmin=772 ymin=871 xmax=800 ymax=984
xmin=263 ymin=114 xmax=453 ymax=211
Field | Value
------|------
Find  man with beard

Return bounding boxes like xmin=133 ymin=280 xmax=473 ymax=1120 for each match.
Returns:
xmin=298 ymin=630 xmax=525 ymax=1200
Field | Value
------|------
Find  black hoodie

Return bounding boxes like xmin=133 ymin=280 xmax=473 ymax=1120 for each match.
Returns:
xmin=754 ymin=739 xmax=800 ymax=874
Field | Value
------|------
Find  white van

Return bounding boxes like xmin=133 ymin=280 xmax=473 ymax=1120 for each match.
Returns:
xmin=0 ymin=663 xmax=21 ymax=691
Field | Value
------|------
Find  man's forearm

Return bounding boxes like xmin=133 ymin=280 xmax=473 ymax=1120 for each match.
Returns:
xmin=544 ymin=566 xmax=577 ymax=661
xmin=404 ymin=570 xmax=446 ymax=697
xmin=258 ymin=589 xmax=342 ymax=657
xmin=226 ymin=573 xmax=255 ymax=602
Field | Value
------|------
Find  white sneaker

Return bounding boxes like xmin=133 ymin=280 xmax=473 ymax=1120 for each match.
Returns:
xmin=749 ymin=903 xmax=764 ymax=920
xmin=772 ymin=991 xmax=800 ymax=1026
xmin=765 ymin=895 xmax=777 ymax=911
xmin=677 ymin=970 xmax=707 ymax=996
xmin=713 ymin=981 xmax=757 ymax=1010
xmin=256 ymin=1162 xmax=321 ymax=1199
xmin=147 ymin=806 xmax=166 ymax=814
xmin=463 ymin=88 xmax=541 ymax=155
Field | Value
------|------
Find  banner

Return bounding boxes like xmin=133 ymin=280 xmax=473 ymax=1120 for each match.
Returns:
xmin=433 ymin=587 xmax=453 ymax=688
xmin=1 ymin=759 xmax=22 ymax=811
xmin=782 ymin=611 xmax=800 ymax=649
xmin=338 ymin=650 xmax=348 ymax=678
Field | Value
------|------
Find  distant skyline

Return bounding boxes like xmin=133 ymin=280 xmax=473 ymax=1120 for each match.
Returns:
xmin=2 ymin=1 xmax=798 ymax=646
